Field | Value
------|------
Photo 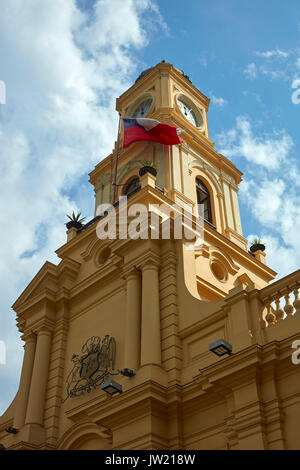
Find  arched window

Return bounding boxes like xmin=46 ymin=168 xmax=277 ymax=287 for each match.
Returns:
xmin=124 ymin=177 xmax=140 ymax=196
xmin=196 ymin=178 xmax=212 ymax=223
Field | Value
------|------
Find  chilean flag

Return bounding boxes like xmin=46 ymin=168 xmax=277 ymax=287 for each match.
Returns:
xmin=123 ymin=118 xmax=183 ymax=149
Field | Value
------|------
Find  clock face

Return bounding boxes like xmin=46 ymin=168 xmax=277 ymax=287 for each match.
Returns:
xmin=131 ymin=98 xmax=153 ymax=118
xmin=177 ymin=98 xmax=200 ymax=127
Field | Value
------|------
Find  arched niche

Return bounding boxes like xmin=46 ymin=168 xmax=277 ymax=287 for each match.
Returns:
xmin=190 ymin=165 xmax=222 ymax=232
xmin=116 ymin=163 xmax=141 ymax=200
xmin=57 ymin=422 xmax=112 ymax=450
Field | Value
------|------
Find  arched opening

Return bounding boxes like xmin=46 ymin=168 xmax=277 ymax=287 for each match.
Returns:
xmin=71 ymin=435 xmax=112 ymax=450
xmin=57 ymin=423 xmax=112 ymax=450
xmin=196 ymin=178 xmax=212 ymax=224
xmin=123 ymin=177 xmax=140 ymax=196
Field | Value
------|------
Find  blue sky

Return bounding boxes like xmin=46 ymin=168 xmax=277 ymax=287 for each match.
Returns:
xmin=1 ymin=0 xmax=300 ymax=414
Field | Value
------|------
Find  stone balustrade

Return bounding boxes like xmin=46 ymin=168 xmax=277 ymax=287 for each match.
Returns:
xmin=259 ymin=269 xmax=300 ymax=327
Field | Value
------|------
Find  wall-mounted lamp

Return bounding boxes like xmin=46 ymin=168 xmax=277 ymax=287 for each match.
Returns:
xmin=5 ymin=427 xmax=18 ymax=434
xmin=101 ymin=380 xmax=123 ymax=396
xmin=119 ymin=368 xmax=135 ymax=377
xmin=209 ymin=339 xmax=232 ymax=357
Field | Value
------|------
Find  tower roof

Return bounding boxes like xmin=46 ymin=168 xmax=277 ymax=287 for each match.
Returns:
xmin=135 ymin=61 xmax=192 ymax=84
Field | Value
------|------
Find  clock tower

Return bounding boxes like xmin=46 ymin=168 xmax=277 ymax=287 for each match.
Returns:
xmin=90 ymin=60 xmax=274 ymax=301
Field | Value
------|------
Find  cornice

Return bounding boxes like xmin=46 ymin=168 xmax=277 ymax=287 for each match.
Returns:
xmin=64 ymin=379 xmax=168 ymax=427
xmin=13 ymin=258 xmax=81 ymax=318
xmin=191 ymin=341 xmax=294 ymax=393
xmin=14 ymin=288 xmax=57 ymax=317
xmin=89 ymin=157 xmax=113 ymax=187
xmin=179 ymin=305 xmax=226 ymax=339
xmin=12 ymin=261 xmax=58 ymax=311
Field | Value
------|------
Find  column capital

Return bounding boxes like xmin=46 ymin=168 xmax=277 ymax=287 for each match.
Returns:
xmin=36 ymin=326 xmax=53 ymax=336
xmin=136 ymin=252 xmax=160 ymax=271
xmin=121 ymin=266 xmax=141 ymax=281
xmin=21 ymin=332 xmax=37 ymax=344
xmin=140 ymin=260 xmax=160 ymax=272
xmin=33 ymin=320 xmax=55 ymax=336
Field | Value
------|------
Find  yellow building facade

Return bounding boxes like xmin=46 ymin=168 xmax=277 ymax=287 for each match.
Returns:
xmin=1 ymin=61 xmax=300 ymax=450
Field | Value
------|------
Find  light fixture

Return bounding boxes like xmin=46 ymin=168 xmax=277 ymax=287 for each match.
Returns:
xmin=209 ymin=339 xmax=232 ymax=357
xmin=101 ymin=380 xmax=123 ymax=396
xmin=5 ymin=427 xmax=18 ymax=434
xmin=119 ymin=368 xmax=135 ymax=378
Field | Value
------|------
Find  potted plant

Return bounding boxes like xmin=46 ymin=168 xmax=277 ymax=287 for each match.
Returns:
xmin=138 ymin=160 xmax=157 ymax=178
xmin=249 ymin=238 xmax=266 ymax=253
xmin=66 ymin=211 xmax=86 ymax=230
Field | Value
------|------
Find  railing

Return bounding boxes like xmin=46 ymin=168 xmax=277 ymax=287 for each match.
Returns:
xmin=259 ymin=270 xmax=300 ymax=327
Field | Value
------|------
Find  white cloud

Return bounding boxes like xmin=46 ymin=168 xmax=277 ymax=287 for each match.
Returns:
xmin=211 ymin=95 xmax=228 ymax=107
xmin=244 ymin=62 xmax=287 ymax=81
xmin=248 ymin=46 xmax=300 ymax=83
xmin=260 ymin=66 xmax=287 ymax=80
xmin=0 ymin=0 xmax=167 ymax=414
xmin=216 ymin=117 xmax=300 ymax=281
xmin=240 ymin=178 xmax=286 ymax=224
xmin=255 ymin=48 xmax=289 ymax=59
xmin=243 ymin=63 xmax=257 ymax=79
xmin=217 ymin=116 xmax=293 ymax=170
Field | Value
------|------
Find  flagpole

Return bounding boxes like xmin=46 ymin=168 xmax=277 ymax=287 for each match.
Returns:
xmin=111 ymin=113 xmax=122 ymax=205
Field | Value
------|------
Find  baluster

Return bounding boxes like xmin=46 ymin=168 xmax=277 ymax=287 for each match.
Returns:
xmin=274 ymin=296 xmax=285 ymax=321
xmin=265 ymin=298 xmax=276 ymax=326
xmin=293 ymin=287 xmax=300 ymax=314
xmin=284 ymin=292 xmax=294 ymax=317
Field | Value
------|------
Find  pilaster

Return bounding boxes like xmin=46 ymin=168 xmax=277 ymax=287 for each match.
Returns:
xmin=25 ymin=324 xmax=53 ymax=427
xmin=138 ymin=254 xmax=161 ymax=367
xmin=123 ymin=267 xmax=142 ymax=371
xmin=13 ymin=332 xmax=36 ymax=429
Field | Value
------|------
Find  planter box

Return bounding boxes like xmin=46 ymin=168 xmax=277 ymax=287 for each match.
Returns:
xmin=139 ymin=166 xmax=157 ymax=178
xmin=66 ymin=221 xmax=82 ymax=230
xmin=250 ymin=243 xmax=265 ymax=253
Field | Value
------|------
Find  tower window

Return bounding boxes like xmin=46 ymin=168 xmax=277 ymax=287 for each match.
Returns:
xmin=124 ymin=177 xmax=140 ymax=196
xmin=196 ymin=178 xmax=212 ymax=224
